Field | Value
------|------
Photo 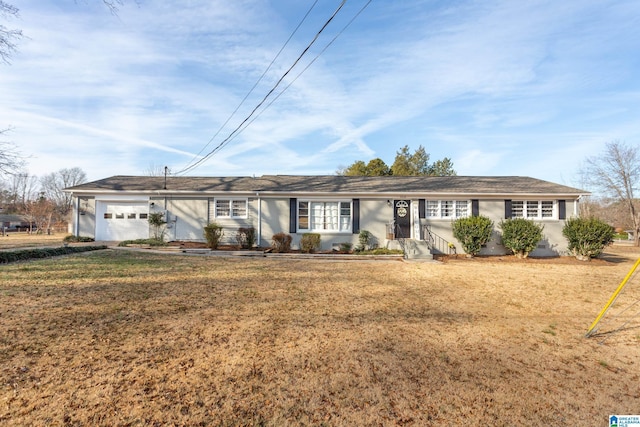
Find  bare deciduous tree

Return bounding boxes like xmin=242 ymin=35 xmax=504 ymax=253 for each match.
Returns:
xmin=40 ymin=167 xmax=87 ymax=216
xmin=1 ymin=1 xmax=131 ymax=63
xmin=0 ymin=127 xmax=24 ymax=176
xmin=145 ymin=164 xmax=172 ymax=177
xmin=6 ymin=171 xmax=38 ymax=211
xmin=0 ymin=1 xmax=22 ymax=64
xmin=23 ymin=196 xmax=55 ymax=233
xmin=582 ymin=141 xmax=640 ymax=245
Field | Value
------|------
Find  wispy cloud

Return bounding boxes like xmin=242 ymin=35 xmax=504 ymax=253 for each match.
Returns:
xmin=2 ymin=0 xmax=639 ymax=183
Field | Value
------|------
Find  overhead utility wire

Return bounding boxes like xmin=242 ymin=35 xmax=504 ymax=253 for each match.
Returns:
xmin=178 ymin=0 xmax=320 ymax=175
xmin=216 ymin=0 xmax=374 ymax=150
xmin=176 ymin=0 xmax=348 ymax=175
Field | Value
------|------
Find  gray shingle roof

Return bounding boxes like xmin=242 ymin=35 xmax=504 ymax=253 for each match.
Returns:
xmin=65 ymin=175 xmax=588 ymax=196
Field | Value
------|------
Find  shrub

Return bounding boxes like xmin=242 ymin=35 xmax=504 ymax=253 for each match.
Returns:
xmin=355 ymin=248 xmax=403 ymax=256
xmin=148 ymin=212 xmax=167 ymax=241
xmin=339 ymin=242 xmax=353 ymax=253
xmin=562 ymin=217 xmax=614 ymax=261
xmin=499 ymin=218 xmax=544 ymax=259
xmin=451 ymin=215 xmax=494 ymax=257
xmin=204 ymin=223 xmax=224 ymax=249
xmin=235 ymin=227 xmax=256 ymax=249
xmin=271 ymin=232 xmax=292 ymax=253
xmin=0 ymin=246 xmax=107 ymax=264
xmin=118 ymin=238 xmax=166 ymax=247
xmin=63 ymin=235 xmax=95 ymax=243
xmin=300 ymin=233 xmax=321 ymax=253
xmin=357 ymin=229 xmax=373 ymax=251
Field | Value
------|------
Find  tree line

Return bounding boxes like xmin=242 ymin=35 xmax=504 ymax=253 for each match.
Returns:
xmin=337 ymin=145 xmax=456 ymax=176
xmin=1 ymin=167 xmax=87 ymax=233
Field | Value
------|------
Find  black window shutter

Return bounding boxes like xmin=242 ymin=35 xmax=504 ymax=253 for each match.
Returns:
xmin=352 ymin=199 xmax=360 ymax=234
xmin=558 ymin=200 xmax=566 ymax=220
xmin=289 ymin=198 xmax=297 ymax=233
xmin=505 ymin=200 xmax=512 ymax=219
xmin=472 ymin=199 xmax=479 ymax=217
xmin=419 ymin=199 xmax=426 ymax=219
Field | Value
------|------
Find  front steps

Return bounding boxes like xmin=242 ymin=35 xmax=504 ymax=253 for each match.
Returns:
xmin=387 ymin=239 xmax=434 ymax=260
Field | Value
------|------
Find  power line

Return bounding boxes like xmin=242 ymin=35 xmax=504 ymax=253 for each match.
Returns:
xmin=176 ymin=0 xmax=349 ymax=175
xmin=218 ymin=0 xmax=374 ymax=150
xmin=178 ymin=0 xmax=321 ymax=175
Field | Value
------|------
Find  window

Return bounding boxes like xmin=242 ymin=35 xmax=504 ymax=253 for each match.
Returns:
xmin=214 ymin=198 xmax=248 ymax=218
xmin=426 ymin=200 xmax=439 ymax=217
xmin=104 ymin=213 xmax=112 ymax=219
xmin=425 ymin=200 xmax=469 ymax=219
xmin=298 ymin=200 xmax=351 ymax=232
xmin=541 ymin=201 xmax=553 ymax=218
xmin=512 ymin=200 xmax=555 ymax=219
xmin=127 ymin=213 xmax=136 ymax=219
xmin=232 ymin=200 xmax=247 ymax=217
xmin=115 ymin=213 xmax=124 ymax=219
xmin=139 ymin=213 xmax=148 ymax=220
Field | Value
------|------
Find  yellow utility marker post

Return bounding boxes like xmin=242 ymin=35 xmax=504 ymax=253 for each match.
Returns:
xmin=585 ymin=257 xmax=640 ymax=337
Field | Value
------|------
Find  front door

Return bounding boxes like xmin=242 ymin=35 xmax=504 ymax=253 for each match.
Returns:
xmin=394 ymin=200 xmax=411 ymax=239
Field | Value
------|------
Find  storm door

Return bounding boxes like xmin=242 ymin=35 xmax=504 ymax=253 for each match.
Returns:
xmin=394 ymin=200 xmax=411 ymax=239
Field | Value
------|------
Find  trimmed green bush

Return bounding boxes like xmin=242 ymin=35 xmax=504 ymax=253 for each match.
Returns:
xmin=300 ymin=233 xmax=321 ymax=253
xmin=204 ymin=223 xmax=224 ymax=249
xmin=562 ymin=217 xmax=614 ymax=261
xmin=118 ymin=238 xmax=166 ymax=247
xmin=499 ymin=218 xmax=544 ymax=259
xmin=451 ymin=215 xmax=494 ymax=257
xmin=271 ymin=232 xmax=292 ymax=253
xmin=0 ymin=246 xmax=107 ymax=264
xmin=63 ymin=235 xmax=95 ymax=243
xmin=356 ymin=248 xmax=403 ymax=255
xmin=235 ymin=227 xmax=256 ymax=249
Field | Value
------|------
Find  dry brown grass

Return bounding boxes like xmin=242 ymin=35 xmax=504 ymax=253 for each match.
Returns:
xmin=0 ymin=232 xmax=70 ymax=249
xmin=1 ymin=246 xmax=640 ymax=426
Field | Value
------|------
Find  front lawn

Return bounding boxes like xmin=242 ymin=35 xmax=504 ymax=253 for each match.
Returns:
xmin=1 ymin=248 xmax=639 ymax=425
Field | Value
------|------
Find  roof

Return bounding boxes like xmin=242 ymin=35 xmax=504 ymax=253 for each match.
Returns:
xmin=65 ymin=175 xmax=589 ymax=197
xmin=0 ymin=214 xmax=30 ymax=223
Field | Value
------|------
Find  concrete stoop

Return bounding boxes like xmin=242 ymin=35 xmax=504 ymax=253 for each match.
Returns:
xmin=404 ymin=239 xmax=434 ymax=261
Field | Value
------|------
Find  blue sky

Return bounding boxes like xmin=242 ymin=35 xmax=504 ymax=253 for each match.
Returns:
xmin=2 ymin=0 xmax=639 ymax=185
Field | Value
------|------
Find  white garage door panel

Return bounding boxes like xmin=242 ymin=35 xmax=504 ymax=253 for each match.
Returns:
xmin=96 ymin=202 xmax=149 ymax=241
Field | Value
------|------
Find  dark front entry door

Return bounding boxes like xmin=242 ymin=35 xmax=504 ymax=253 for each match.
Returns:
xmin=394 ymin=200 xmax=411 ymax=239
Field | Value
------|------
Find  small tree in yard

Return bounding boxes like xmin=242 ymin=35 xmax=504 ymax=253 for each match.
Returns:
xmin=563 ymin=217 xmax=614 ymax=261
xmin=452 ymin=216 xmax=493 ymax=257
xmin=499 ymin=218 xmax=544 ymax=259
xmin=148 ymin=212 xmax=167 ymax=241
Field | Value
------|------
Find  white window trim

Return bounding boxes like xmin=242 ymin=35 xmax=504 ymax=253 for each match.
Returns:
xmin=297 ymin=199 xmax=352 ymax=233
xmin=512 ymin=200 xmax=557 ymax=220
xmin=425 ymin=200 xmax=470 ymax=219
xmin=213 ymin=198 xmax=249 ymax=219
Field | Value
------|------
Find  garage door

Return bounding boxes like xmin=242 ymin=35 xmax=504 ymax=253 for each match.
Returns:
xmin=96 ymin=201 xmax=149 ymax=241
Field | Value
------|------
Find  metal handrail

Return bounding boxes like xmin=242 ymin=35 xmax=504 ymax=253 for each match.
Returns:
xmin=424 ymin=225 xmax=453 ymax=255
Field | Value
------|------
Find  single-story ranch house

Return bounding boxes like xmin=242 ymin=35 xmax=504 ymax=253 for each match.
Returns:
xmin=65 ymin=175 xmax=588 ymax=257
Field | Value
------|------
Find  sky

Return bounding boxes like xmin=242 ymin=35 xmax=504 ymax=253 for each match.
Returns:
xmin=2 ymin=0 xmax=640 ymax=186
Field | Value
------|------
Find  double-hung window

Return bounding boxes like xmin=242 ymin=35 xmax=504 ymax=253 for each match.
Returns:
xmin=425 ymin=200 xmax=469 ymax=219
xmin=511 ymin=200 xmax=554 ymax=219
xmin=298 ymin=200 xmax=351 ymax=232
xmin=214 ymin=198 xmax=248 ymax=219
